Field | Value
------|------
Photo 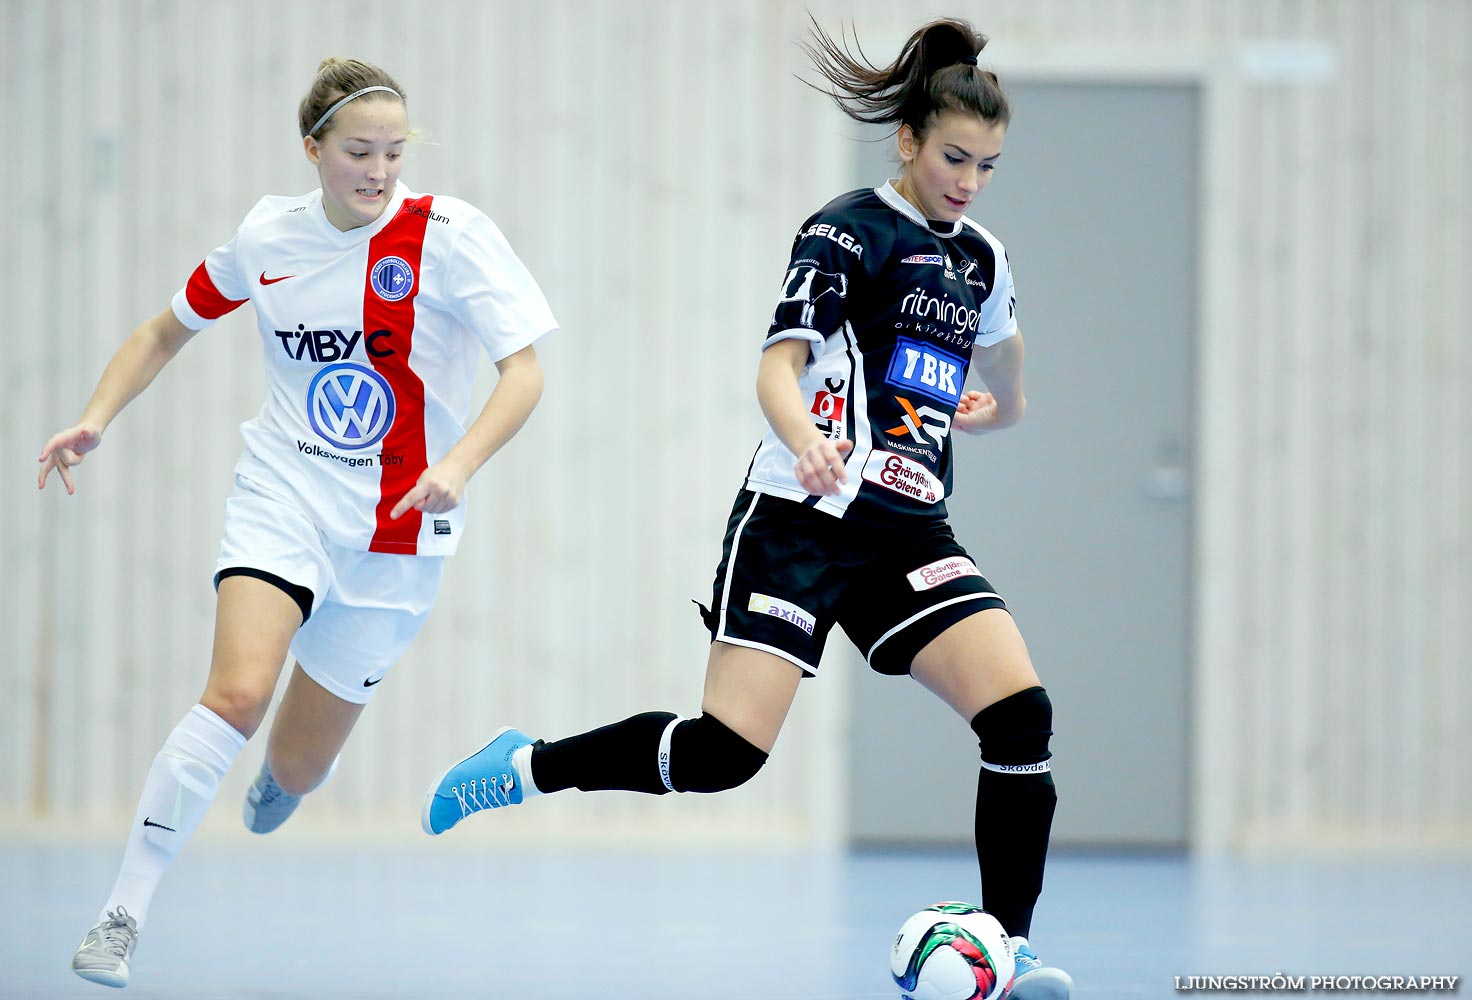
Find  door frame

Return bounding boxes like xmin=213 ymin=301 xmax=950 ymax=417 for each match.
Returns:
xmin=835 ymin=30 xmax=1267 ymax=854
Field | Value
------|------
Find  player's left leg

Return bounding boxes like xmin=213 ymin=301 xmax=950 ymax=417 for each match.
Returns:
xmin=910 ymin=609 xmax=1071 ymax=1000
xmin=422 ymin=490 xmax=844 ymax=836
xmin=242 ymin=664 xmax=364 ymax=834
xmin=420 ymin=641 xmax=800 ymax=835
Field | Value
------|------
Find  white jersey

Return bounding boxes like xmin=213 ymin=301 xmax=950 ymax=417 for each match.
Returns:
xmin=172 ymin=183 xmax=556 ymax=556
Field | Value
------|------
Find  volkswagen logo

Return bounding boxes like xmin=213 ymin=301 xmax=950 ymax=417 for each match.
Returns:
xmin=307 ymin=363 xmax=396 ymax=450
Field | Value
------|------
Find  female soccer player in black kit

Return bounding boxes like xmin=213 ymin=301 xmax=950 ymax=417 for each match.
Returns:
xmin=424 ymin=17 xmax=1071 ymax=997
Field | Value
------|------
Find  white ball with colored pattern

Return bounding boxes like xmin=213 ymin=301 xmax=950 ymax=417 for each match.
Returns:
xmin=890 ymin=902 xmax=1016 ymax=1000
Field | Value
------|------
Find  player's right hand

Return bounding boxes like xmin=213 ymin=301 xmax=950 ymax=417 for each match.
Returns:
xmin=38 ymin=423 xmax=103 ymax=494
xmin=795 ymin=438 xmax=853 ymax=497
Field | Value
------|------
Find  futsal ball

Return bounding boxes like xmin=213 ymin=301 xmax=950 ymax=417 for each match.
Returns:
xmin=890 ymin=902 xmax=1016 ymax=1000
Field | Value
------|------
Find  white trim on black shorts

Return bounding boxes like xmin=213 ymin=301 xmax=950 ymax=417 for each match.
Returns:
xmin=865 ymin=591 xmax=1001 ymax=665
xmin=715 ymin=492 xmax=760 ymax=640
xmin=714 ymin=634 xmax=819 ymax=677
xmin=714 ymin=493 xmax=823 ymax=676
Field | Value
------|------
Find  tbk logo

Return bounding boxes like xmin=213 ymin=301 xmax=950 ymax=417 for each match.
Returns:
xmin=371 ymin=256 xmax=415 ymax=301
xmin=307 ymin=363 xmax=396 ymax=450
xmin=886 ymin=338 xmax=965 ymax=405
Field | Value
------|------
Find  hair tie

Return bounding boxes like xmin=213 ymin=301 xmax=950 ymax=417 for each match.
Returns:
xmin=958 ymin=54 xmax=978 ymax=66
xmin=308 ymin=85 xmax=401 ymax=136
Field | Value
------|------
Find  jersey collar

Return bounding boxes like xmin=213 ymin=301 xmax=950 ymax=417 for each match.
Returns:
xmin=309 ymin=182 xmax=414 ymax=245
xmin=876 ymin=180 xmax=965 ymax=239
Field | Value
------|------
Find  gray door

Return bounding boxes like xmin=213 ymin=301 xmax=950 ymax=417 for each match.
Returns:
xmin=846 ymin=82 xmax=1198 ymax=848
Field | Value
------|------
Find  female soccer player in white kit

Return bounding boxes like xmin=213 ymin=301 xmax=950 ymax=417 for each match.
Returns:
xmin=421 ymin=18 xmax=1071 ymax=1000
xmin=40 ymin=58 xmax=557 ymax=988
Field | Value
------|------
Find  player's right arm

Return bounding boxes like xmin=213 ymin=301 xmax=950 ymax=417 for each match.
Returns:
xmin=38 ymin=308 xmax=199 ymax=494
xmin=756 ymin=337 xmax=853 ymax=497
xmin=759 ymin=202 xmax=881 ymax=497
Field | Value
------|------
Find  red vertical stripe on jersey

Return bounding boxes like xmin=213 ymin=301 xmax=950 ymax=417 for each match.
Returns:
xmin=366 ymin=197 xmax=433 ymax=554
xmin=185 ymin=262 xmax=248 ymax=320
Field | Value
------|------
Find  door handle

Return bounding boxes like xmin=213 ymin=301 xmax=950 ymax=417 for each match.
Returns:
xmin=1141 ymin=464 xmax=1189 ymax=501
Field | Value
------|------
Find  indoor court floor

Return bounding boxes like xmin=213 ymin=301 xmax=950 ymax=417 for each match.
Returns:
xmin=2 ymin=837 xmax=1466 ymax=999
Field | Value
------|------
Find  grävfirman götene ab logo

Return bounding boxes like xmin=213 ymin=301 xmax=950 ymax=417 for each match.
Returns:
xmin=307 ymin=362 xmax=396 ymax=450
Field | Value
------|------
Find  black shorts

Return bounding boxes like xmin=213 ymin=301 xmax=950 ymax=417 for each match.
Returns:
xmin=700 ymin=491 xmax=1007 ymax=676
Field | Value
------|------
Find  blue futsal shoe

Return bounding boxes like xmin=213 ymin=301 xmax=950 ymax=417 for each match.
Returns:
xmin=1008 ymin=937 xmax=1073 ymax=1000
xmin=421 ymin=727 xmax=538 ymax=835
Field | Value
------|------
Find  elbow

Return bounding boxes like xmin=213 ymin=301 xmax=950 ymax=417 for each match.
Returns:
xmin=141 ymin=310 xmax=194 ymax=358
xmin=499 ymin=349 xmax=545 ymax=405
xmin=520 ymin=365 xmax=546 ymax=415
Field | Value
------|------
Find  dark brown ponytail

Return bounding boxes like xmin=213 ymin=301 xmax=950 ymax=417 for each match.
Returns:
xmin=801 ymin=16 xmax=1009 ymax=141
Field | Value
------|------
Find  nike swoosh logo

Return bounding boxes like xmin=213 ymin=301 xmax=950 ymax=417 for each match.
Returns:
xmin=143 ymin=817 xmax=177 ymax=832
xmin=363 ymin=675 xmax=384 ymax=687
xmin=259 ymin=272 xmax=294 ymax=285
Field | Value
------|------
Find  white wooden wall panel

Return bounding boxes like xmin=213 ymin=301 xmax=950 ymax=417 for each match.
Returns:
xmin=3 ymin=0 xmax=1468 ymax=853
xmin=4 ymin=0 xmax=47 ymax=823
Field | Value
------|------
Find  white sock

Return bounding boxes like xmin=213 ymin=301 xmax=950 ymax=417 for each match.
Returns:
xmin=99 ymin=705 xmax=246 ymax=929
xmin=511 ymin=743 xmax=542 ymax=797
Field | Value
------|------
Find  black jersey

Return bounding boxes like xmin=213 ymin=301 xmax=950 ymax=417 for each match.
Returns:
xmin=745 ymin=182 xmax=1017 ymax=524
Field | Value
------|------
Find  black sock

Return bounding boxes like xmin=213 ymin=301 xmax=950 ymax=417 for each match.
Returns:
xmin=530 ymin=712 xmax=677 ymax=794
xmin=975 ymin=766 xmax=1056 ymax=939
xmin=971 ymin=688 xmax=1058 ymax=940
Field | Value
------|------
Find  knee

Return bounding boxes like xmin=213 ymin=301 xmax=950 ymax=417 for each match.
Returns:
xmin=970 ymin=686 xmax=1054 ymax=773
xmin=200 ymin=678 xmax=275 ymax=739
xmin=666 ymin=713 xmax=769 ymax=793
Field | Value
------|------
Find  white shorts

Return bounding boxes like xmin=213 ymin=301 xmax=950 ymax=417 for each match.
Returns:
xmin=215 ymin=475 xmax=445 ymax=705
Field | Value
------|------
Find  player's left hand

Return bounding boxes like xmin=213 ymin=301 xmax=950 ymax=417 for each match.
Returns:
xmin=953 ymin=390 xmax=1022 ymax=434
xmin=390 ymin=461 xmax=470 ymax=519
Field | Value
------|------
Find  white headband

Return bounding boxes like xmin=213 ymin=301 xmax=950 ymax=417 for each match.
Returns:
xmin=308 ymin=85 xmax=401 ymax=136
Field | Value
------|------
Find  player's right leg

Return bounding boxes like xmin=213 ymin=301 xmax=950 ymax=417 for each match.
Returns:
xmin=71 ymin=575 xmax=301 ymax=988
xmin=421 ymin=642 xmax=801 ymax=835
xmin=909 ymin=610 xmax=1070 ymax=1000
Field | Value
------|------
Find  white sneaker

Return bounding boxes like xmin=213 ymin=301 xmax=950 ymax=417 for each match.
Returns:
xmin=71 ymin=907 xmax=138 ymax=988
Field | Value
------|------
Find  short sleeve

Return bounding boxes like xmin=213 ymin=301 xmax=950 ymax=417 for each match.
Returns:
xmin=171 ymin=231 xmax=250 ymax=331
xmin=445 ymin=211 xmax=558 ymax=362
xmin=764 ymin=214 xmax=869 ymax=361
xmin=972 ymin=246 xmax=1017 ymax=348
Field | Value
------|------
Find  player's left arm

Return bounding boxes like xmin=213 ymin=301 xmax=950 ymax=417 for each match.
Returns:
xmin=955 ymin=331 xmax=1026 ymax=435
xmin=389 ymin=343 xmax=543 ymax=519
